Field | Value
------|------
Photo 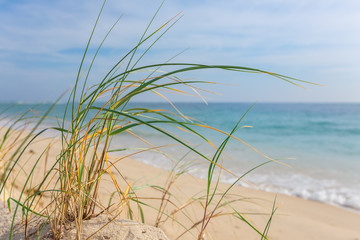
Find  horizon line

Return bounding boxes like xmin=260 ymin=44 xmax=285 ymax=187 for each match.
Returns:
xmin=1 ymin=101 xmax=360 ymax=105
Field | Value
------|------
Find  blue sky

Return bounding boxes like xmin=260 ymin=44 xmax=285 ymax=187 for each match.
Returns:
xmin=0 ymin=0 xmax=359 ymax=103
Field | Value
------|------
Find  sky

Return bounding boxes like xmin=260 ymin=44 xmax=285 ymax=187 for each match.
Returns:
xmin=0 ymin=0 xmax=359 ymax=103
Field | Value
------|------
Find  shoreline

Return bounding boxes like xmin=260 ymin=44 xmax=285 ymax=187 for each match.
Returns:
xmin=130 ymin=153 xmax=360 ymax=215
xmin=2 ymin=102 xmax=360 ymax=212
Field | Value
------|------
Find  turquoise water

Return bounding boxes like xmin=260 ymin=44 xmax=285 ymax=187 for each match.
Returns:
xmin=1 ymin=102 xmax=360 ymax=210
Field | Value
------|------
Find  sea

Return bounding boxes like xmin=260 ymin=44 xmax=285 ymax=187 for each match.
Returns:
xmin=1 ymin=102 xmax=359 ymax=212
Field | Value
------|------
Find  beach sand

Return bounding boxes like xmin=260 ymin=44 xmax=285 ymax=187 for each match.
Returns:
xmin=1 ymin=129 xmax=360 ymax=239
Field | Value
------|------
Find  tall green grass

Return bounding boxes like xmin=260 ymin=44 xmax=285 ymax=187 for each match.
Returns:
xmin=0 ymin=1 xmax=316 ymax=239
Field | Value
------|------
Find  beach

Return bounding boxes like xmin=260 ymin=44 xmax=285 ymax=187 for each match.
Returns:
xmin=1 ymin=128 xmax=360 ymax=240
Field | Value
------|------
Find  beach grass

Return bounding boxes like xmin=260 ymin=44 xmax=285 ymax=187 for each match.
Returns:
xmin=0 ymin=1 xmax=315 ymax=239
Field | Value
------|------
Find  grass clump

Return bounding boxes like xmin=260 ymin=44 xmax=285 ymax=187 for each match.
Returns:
xmin=0 ymin=1 xmax=315 ymax=239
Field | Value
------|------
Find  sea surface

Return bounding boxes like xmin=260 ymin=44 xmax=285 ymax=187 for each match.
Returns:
xmin=1 ymin=102 xmax=359 ymax=211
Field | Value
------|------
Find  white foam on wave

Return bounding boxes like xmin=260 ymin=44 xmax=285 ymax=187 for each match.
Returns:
xmin=221 ymin=171 xmax=360 ymax=212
